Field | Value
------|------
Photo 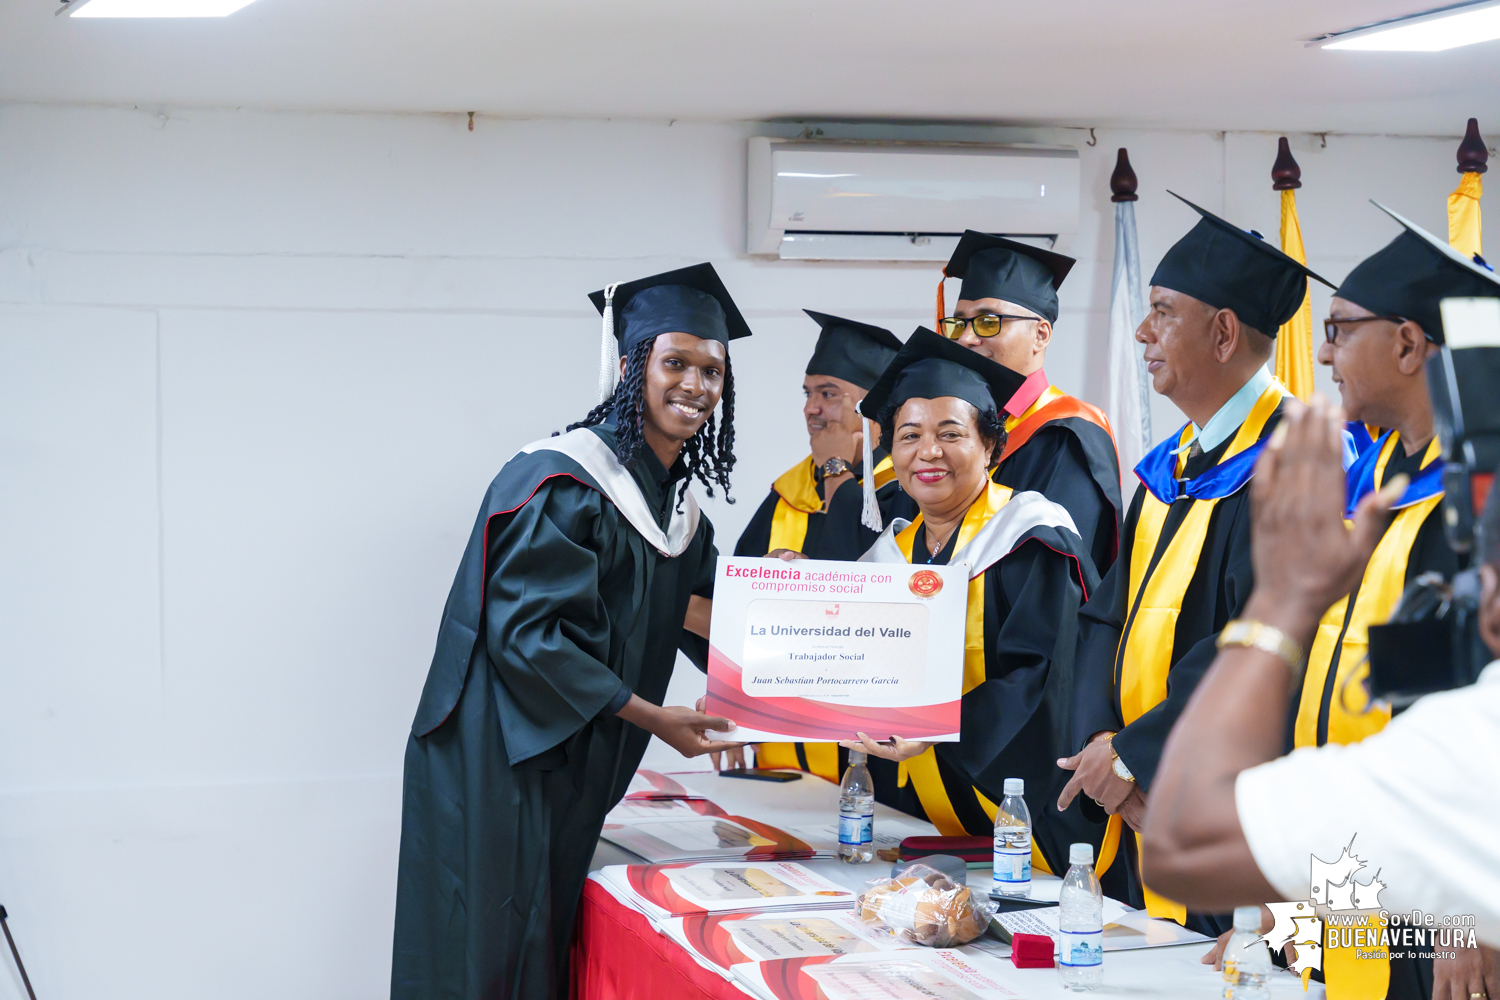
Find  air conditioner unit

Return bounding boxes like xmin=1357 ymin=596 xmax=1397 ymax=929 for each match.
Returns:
xmin=746 ymin=137 xmax=1080 ymax=262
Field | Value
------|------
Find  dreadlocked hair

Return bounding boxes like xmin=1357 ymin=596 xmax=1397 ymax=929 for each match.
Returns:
xmin=565 ymin=336 xmax=737 ymax=509
xmin=877 ymin=400 xmax=1008 ymax=468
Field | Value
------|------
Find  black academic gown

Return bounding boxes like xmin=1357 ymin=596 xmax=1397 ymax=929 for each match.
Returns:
xmin=1071 ymin=409 xmax=1282 ymax=937
xmin=391 ymin=423 xmax=716 ymax=1000
xmin=734 ymin=449 xmax=896 ymax=561
xmin=1286 ymin=438 xmax=1458 ymax=1000
xmin=993 ymin=420 xmax=1123 ymax=578
xmin=868 ymin=512 xmax=1102 ymax=874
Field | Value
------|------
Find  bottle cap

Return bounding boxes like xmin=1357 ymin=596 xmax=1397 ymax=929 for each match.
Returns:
xmin=1003 ymin=778 xmax=1024 ymax=795
xmin=848 ymin=749 xmax=867 ymax=765
xmin=1069 ymin=843 xmax=1093 ymax=866
xmin=1234 ymin=906 xmax=1261 ymax=931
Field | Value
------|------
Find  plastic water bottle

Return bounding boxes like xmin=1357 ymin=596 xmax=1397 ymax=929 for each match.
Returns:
xmin=992 ymin=777 xmax=1032 ymax=897
xmin=838 ymin=750 xmax=874 ymax=863
xmin=1222 ymin=905 xmax=1271 ymax=1000
xmin=1058 ymin=842 xmax=1103 ymax=991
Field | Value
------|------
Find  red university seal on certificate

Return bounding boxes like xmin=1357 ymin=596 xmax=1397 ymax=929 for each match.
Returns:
xmin=908 ymin=569 xmax=943 ymax=598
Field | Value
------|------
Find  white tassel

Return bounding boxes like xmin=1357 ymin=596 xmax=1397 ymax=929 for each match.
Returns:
xmin=860 ymin=415 xmax=882 ymax=532
xmin=597 ymin=282 xmax=621 ymax=405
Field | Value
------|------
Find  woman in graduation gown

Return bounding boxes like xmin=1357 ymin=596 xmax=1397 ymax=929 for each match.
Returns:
xmin=391 ymin=264 xmax=750 ymax=1000
xmin=839 ymin=328 xmax=1101 ymax=875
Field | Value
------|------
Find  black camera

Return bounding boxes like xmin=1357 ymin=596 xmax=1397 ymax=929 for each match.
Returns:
xmin=1367 ymin=297 xmax=1500 ymax=703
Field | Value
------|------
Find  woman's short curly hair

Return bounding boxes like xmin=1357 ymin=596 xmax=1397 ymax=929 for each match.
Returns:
xmin=876 ymin=398 xmax=1008 ymax=467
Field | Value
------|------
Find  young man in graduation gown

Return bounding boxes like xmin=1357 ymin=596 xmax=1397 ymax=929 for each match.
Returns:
xmin=738 ymin=312 xmax=903 ymax=781
xmin=935 ymin=232 xmax=1123 ymax=576
xmin=1297 ymin=205 xmax=1499 ymax=1000
xmin=735 ymin=311 xmax=903 ymax=564
xmin=1058 ymin=195 xmax=1334 ymax=937
xmin=839 ymin=328 xmax=1100 ymax=876
xmin=390 ymin=263 xmax=751 ymax=1000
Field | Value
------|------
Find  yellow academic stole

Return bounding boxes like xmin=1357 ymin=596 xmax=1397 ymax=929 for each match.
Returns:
xmin=1099 ymin=383 xmax=1284 ymax=923
xmin=764 ymin=455 xmax=896 ymax=553
xmin=757 ymin=454 xmax=896 ymax=779
xmin=1279 ymin=431 xmax=1427 ymax=1000
xmin=1296 ymin=435 xmax=1444 ymax=749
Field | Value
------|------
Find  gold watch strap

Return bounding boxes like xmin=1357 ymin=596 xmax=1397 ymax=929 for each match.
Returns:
xmin=1217 ymin=619 xmax=1305 ymax=678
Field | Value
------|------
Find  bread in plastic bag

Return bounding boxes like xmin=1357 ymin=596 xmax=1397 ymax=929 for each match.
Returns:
xmin=855 ymin=863 xmax=997 ymax=947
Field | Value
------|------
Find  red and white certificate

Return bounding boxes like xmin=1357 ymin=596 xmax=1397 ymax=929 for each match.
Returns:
xmin=704 ymin=556 xmax=969 ymax=743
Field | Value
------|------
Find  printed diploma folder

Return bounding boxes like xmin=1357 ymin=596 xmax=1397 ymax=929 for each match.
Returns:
xmin=599 ymin=814 xmax=817 ymax=863
xmin=595 ymin=861 xmax=858 ymax=920
xmin=705 ymin=556 xmax=969 ymax=742
xmin=659 ymin=908 xmax=921 ymax=979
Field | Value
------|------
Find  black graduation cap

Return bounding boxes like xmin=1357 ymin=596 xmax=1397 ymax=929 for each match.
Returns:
xmin=587 ymin=262 xmax=751 ymax=402
xmin=1151 ymin=192 xmax=1335 ymax=337
xmin=859 ymin=326 xmax=1028 ymax=422
xmin=589 ymin=262 xmax=751 ymax=349
xmin=1336 ymin=202 xmax=1500 ymax=344
xmin=802 ymin=311 xmax=903 ymax=391
xmin=942 ymin=230 xmax=1076 ymax=323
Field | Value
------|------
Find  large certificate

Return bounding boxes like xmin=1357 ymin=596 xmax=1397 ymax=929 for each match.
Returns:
xmin=705 ymin=556 xmax=970 ymax=742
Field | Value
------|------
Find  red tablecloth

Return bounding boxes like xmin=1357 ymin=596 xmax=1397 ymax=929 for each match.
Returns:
xmin=571 ymin=878 xmax=747 ymax=1000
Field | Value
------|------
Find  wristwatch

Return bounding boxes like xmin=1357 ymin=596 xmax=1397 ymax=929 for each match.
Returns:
xmin=1109 ymin=741 xmax=1135 ymax=783
xmin=1217 ymin=619 xmax=1306 ymax=678
xmin=820 ymin=457 xmax=852 ymax=477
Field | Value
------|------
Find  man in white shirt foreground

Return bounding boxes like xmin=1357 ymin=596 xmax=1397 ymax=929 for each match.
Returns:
xmin=1142 ymin=395 xmax=1500 ymax=999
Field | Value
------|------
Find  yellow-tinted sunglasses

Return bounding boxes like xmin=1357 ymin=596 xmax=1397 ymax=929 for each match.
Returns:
xmin=937 ymin=313 xmax=1038 ymax=339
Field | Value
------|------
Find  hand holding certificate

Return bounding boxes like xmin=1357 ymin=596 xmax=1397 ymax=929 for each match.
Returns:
xmin=704 ymin=556 xmax=969 ymax=743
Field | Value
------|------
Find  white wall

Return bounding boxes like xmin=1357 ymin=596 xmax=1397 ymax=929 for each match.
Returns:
xmin=1 ymin=103 xmax=1493 ymax=1000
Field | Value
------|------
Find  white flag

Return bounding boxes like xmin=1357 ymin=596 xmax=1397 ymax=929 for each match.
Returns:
xmin=1106 ymin=200 xmax=1152 ymax=493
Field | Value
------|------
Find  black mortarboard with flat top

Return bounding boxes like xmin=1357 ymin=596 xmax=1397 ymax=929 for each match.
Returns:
xmin=1150 ymin=192 xmax=1335 ymax=337
xmin=589 ymin=262 xmax=751 ymax=351
xmin=942 ymin=230 xmax=1076 ymax=323
xmin=802 ymin=311 xmax=903 ymax=391
xmin=860 ymin=326 xmax=1028 ymax=421
xmin=1335 ymin=202 xmax=1500 ymax=345
xmin=587 ymin=262 xmax=750 ymax=402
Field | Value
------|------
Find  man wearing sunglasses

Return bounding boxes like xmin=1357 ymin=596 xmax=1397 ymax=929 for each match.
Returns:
xmin=1294 ymin=204 xmax=1498 ymax=1000
xmin=936 ymin=231 xmax=1123 ymax=576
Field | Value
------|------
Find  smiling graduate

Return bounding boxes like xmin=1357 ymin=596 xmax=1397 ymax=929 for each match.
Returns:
xmin=840 ymin=328 xmax=1100 ymax=877
xmin=391 ymin=264 xmax=749 ymax=1000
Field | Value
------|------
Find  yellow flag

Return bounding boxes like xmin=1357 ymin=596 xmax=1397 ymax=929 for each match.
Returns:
xmin=1275 ymin=188 xmax=1314 ymax=401
xmin=1449 ymin=171 xmax=1483 ymax=259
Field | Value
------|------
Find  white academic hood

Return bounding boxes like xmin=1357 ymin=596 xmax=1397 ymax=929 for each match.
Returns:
xmin=746 ymin=137 xmax=1080 ymax=261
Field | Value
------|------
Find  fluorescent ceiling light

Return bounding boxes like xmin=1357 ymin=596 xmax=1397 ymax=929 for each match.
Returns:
xmin=64 ymin=0 xmax=258 ymax=16
xmin=1315 ymin=0 xmax=1500 ymax=50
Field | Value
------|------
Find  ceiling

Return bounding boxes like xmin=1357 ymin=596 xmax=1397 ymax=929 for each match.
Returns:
xmin=2 ymin=0 xmax=1498 ymax=135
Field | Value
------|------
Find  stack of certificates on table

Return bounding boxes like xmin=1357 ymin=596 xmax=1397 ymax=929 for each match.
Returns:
xmin=593 ymin=861 xmax=861 ymax=923
xmin=991 ymin=901 xmax=1210 ymax=953
xmin=656 ymin=908 xmax=923 ymax=978
xmin=601 ymin=779 xmax=934 ymax=863
xmin=730 ymin=948 xmax=1029 ymax=1000
xmin=600 ymin=813 xmax=820 ymax=863
xmin=622 ymin=769 xmax=697 ymax=800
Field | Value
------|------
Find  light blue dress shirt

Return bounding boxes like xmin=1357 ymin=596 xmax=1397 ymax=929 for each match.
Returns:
xmin=1174 ymin=364 xmax=1282 ymax=455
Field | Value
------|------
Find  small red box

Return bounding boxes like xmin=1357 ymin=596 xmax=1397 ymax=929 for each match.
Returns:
xmin=1010 ymin=932 xmax=1055 ymax=969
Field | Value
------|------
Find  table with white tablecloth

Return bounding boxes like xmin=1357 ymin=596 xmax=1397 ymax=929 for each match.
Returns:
xmin=580 ymin=767 xmax=1324 ymax=1000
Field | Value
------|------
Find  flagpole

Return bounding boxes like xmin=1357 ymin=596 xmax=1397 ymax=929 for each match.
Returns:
xmin=1106 ymin=148 xmax=1151 ymax=492
xmin=1272 ymin=137 xmax=1314 ymax=401
xmin=1450 ymin=118 xmax=1487 ymax=259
